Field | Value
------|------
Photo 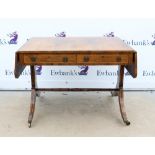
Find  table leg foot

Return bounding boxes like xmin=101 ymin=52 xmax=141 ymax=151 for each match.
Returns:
xmin=28 ymin=122 xmax=32 ymax=128
xmin=28 ymin=112 xmax=33 ymax=128
xmin=118 ymin=89 xmax=130 ymax=126
xmin=124 ymin=120 xmax=130 ymax=126
xmin=36 ymin=91 xmax=41 ymax=97
xmin=28 ymin=89 xmax=36 ymax=128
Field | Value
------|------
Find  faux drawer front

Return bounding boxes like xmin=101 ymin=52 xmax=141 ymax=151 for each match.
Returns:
xmin=77 ymin=54 xmax=129 ymax=64
xmin=23 ymin=54 xmax=77 ymax=64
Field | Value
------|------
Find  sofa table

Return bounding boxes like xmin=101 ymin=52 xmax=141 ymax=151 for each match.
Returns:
xmin=14 ymin=37 xmax=137 ymax=127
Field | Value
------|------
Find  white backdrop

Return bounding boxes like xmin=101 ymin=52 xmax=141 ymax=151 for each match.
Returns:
xmin=0 ymin=19 xmax=155 ymax=90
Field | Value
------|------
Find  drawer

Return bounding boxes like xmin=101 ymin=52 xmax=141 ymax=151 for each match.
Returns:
xmin=22 ymin=54 xmax=77 ymax=65
xmin=77 ymin=54 xmax=129 ymax=64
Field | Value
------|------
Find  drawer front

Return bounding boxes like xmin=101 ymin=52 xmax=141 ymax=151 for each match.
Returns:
xmin=77 ymin=54 xmax=129 ymax=64
xmin=23 ymin=54 xmax=77 ymax=64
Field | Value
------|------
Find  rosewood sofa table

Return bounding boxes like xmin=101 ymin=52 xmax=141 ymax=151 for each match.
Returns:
xmin=14 ymin=37 xmax=137 ymax=128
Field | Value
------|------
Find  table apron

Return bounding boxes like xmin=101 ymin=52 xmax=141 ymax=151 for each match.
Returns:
xmin=19 ymin=53 xmax=134 ymax=65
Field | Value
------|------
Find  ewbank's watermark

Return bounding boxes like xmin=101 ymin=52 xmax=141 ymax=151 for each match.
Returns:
xmin=0 ymin=31 xmax=18 ymax=45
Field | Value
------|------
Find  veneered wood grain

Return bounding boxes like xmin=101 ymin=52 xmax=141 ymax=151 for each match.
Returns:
xmin=15 ymin=37 xmax=137 ymax=78
xmin=17 ymin=37 xmax=136 ymax=53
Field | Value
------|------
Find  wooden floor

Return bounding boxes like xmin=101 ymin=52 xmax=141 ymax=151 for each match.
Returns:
xmin=0 ymin=91 xmax=155 ymax=137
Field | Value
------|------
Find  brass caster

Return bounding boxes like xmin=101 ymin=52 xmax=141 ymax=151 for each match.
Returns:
xmin=124 ymin=120 xmax=130 ymax=126
xmin=36 ymin=91 xmax=40 ymax=97
xmin=28 ymin=122 xmax=31 ymax=128
xmin=36 ymin=93 xmax=40 ymax=97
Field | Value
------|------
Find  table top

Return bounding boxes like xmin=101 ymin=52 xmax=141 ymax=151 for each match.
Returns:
xmin=17 ymin=37 xmax=136 ymax=53
xmin=15 ymin=37 xmax=137 ymax=79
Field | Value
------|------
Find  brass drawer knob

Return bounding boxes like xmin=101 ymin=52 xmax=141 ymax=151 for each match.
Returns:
xmin=116 ymin=57 xmax=121 ymax=62
xmin=83 ymin=56 xmax=89 ymax=62
xmin=30 ymin=56 xmax=37 ymax=62
xmin=63 ymin=57 xmax=68 ymax=62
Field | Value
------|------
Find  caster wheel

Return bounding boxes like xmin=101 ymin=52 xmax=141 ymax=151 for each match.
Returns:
xmin=36 ymin=91 xmax=40 ymax=97
xmin=28 ymin=122 xmax=31 ymax=128
xmin=125 ymin=120 xmax=130 ymax=126
xmin=36 ymin=93 xmax=40 ymax=97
